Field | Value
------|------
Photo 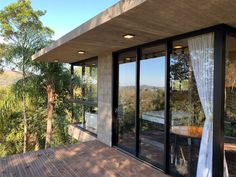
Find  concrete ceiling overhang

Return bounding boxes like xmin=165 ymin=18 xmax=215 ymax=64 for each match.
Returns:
xmin=32 ymin=0 xmax=236 ymax=63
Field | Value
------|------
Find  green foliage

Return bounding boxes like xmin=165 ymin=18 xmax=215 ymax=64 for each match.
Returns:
xmin=171 ymin=52 xmax=189 ymax=81
xmin=170 ymin=50 xmax=205 ymax=126
xmin=0 ymin=0 xmax=54 ymax=153
xmin=0 ymin=65 xmax=75 ymax=157
xmin=0 ymin=87 xmax=24 ymax=156
xmin=0 ymin=0 xmax=76 ymax=157
xmin=0 ymin=0 xmax=53 ymax=72
xmin=72 ymin=66 xmax=97 ymax=101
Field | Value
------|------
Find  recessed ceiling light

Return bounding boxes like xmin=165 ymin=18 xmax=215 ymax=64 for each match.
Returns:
xmin=126 ymin=57 xmax=131 ymax=61
xmin=123 ymin=34 xmax=135 ymax=39
xmin=174 ymin=45 xmax=183 ymax=49
xmin=54 ymin=59 xmax=58 ymax=63
xmin=77 ymin=51 xmax=86 ymax=54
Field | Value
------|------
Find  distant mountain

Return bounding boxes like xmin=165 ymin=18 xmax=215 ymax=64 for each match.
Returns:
xmin=0 ymin=70 xmax=22 ymax=88
xmin=140 ymin=85 xmax=164 ymax=89
xmin=120 ymin=85 xmax=164 ymax=89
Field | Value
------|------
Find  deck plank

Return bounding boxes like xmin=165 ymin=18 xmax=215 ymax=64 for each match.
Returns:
xmin=1 ymin=158 xmax=7 ymax=177
xmin=0 ymin=140 xmax=169 ymax=177
xmin=26 ymin=151 xmax=51 ymax=177
xmin=7 ymin=155 xmax=20 ymax=177
xmin=72 ymin=147 xmax=122 ymax=177
xmin=35 ymin=150 xmax=62 ymax=177
xmin=15 ymin=153 xmax=33 ymax=177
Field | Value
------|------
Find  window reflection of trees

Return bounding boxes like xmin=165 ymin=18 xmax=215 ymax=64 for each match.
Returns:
xmin=71 ymin=61 xmax=98 ymax=134
xmin=119 ymin=87 xmax=136 ymax=135
xmin=170 ymin=45 xmax=205 ymax=177
xmin=224 ymin=35 xmax=236 ymax=177
xmin=171 ymin=48 xmax=204 ymax=126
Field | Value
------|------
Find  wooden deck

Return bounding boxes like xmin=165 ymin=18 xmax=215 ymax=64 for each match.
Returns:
xmin=0 ymin=140 xmax=169 ymax=177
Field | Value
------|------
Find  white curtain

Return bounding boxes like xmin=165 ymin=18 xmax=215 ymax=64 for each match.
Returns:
xmin=188 ymin=33 xmax=228 ymax=177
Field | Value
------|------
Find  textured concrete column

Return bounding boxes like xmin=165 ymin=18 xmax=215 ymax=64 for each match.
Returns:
xmin=97 ymin=53 xmax=113 ymax=146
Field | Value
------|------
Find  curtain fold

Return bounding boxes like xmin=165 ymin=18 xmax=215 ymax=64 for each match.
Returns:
xmin=188 ymin=33 xmax=228 ymax=177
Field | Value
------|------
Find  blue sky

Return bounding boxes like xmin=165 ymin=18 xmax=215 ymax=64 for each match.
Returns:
xmin=0 ymin=0 xmax=119 ymax=40
xmin=120 ymin=57 xmax=165 ymax=87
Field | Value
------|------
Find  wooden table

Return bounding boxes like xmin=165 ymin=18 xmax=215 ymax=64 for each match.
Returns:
xmin=171 ymin=126 xmax=203 ymax=138
xmin=170 ymin=125 xmax=203 ymax=171
xmin=224 ymin=143 xmax=236 ymax=151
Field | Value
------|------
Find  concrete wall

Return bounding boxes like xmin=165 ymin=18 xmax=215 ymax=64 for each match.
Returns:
xmin=97 ymin=53 xmax=113 ymax=146
xmin=68 ymin=124 xmax=97 ymax=142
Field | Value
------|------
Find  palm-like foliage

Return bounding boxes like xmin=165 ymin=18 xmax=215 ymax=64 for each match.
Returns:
xmin=0 ymin=88 xmax=23 ymax=156
xmin=0 ymin=0 xmax=53 ymax=152
xmin=0 ymin=0 xmax=75 ymax=156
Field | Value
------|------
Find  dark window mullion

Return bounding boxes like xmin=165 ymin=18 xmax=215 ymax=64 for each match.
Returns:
xmin=112 ymin=53 xmax=119 ymax=146
xmin=89 ymin=66 xmax=93 ymax=111
xmin=136 ymin=48 xmax=141 ymax=156
xmin=213 ymin=26 xmax=226 ymax=177
xmin=82 ymin=65 xmax=86 ymax=124
xmin=71 ymin=64 xmax=74 ymax=123
xmin=164 ymin=40 xmax=172 ymax=173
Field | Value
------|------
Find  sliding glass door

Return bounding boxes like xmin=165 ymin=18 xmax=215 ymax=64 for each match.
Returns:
xmin=115 ymin=45 xmax=166 ymax=168
xmin=117 ymin=50 xmax=137 ymax=153
xmin=113 ymin=25 xmax=236 ymax=177
xmin=114 ymin=38 xmax=210 ymax=174
xmin=139 ymin=45 xmax=166 ymax=167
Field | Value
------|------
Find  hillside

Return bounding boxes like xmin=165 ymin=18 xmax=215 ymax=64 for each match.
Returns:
xmin=0 ymin=70 xmax=22 ymax=88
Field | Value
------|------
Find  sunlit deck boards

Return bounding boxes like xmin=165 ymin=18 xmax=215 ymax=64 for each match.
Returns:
xmin=0 ymin=140 xmax=169 ymax=177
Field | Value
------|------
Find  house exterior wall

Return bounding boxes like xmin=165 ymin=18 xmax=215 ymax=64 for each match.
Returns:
xmin=97 ymin=53 xmax=113 ymax=146
xmin=68 ymin=124 xmax=97 ymax=142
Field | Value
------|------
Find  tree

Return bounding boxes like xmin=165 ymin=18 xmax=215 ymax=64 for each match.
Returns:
xmin=36 ymin=62 xmax=71 ymax=149
xmin=0 ymin=0 xmax=53 ymax=152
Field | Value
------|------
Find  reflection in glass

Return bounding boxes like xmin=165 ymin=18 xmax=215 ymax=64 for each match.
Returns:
xmin=73 ymin=103 xmax=84 ymax=123
xmin=139 ymin=45 xmax=165 ymax=167
xmin=170 ymin=39 xmax=205 ymax=177
xmin=84 ymin=66 xmax=97 ymax=101
xmin=73 ymin=64 xmax=97 ymax=102
xmin=224 ymin=35 xmax=236 ymax=177
xmin=73 ymin=66 xmax=83 ymax=99
xmin=71 ymin=59 xmax=98 ymax=134
xmin=118 ymin=50 xmax=136 ymax=152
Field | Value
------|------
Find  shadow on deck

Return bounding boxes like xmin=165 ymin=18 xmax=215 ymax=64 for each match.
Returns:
xmin=0 ymin=140 xmax=169 ymax=177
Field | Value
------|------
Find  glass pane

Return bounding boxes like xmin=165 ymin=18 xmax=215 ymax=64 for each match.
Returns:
xmin=170 ymin=39 xmax=205 ymax=177
xmin=91 ymin=66 xmax=97 ymax=101
xmin=84 ymin=106 xmax=97 ymax=134
xmin=225 ymin=34 xmax=236 ymax=177
xmin=139 ymin=45 xmax=165 ymax=167
xmin=118 ymin=50 xmax=136 ymax=153
xmin=72 ymin=103 xmax=84 ymax=123
xmin=84 ymin=66 xmax=91 ymax=100
xmin=73 ymin=66 xmax=83 ymax=99
xmin=73 ymin=61 xmax=97 ymax=102
xmin=72 ymin=59 xmax=98 ymax=134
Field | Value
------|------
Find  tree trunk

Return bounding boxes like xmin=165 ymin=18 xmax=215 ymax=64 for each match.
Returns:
xmin=45 ymin=84 xmax=54 ymax=149
xmin=22 ymin=66 xmax=27 ymax=153
xmin=35 ymin=132 xmax=40 ymax=151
